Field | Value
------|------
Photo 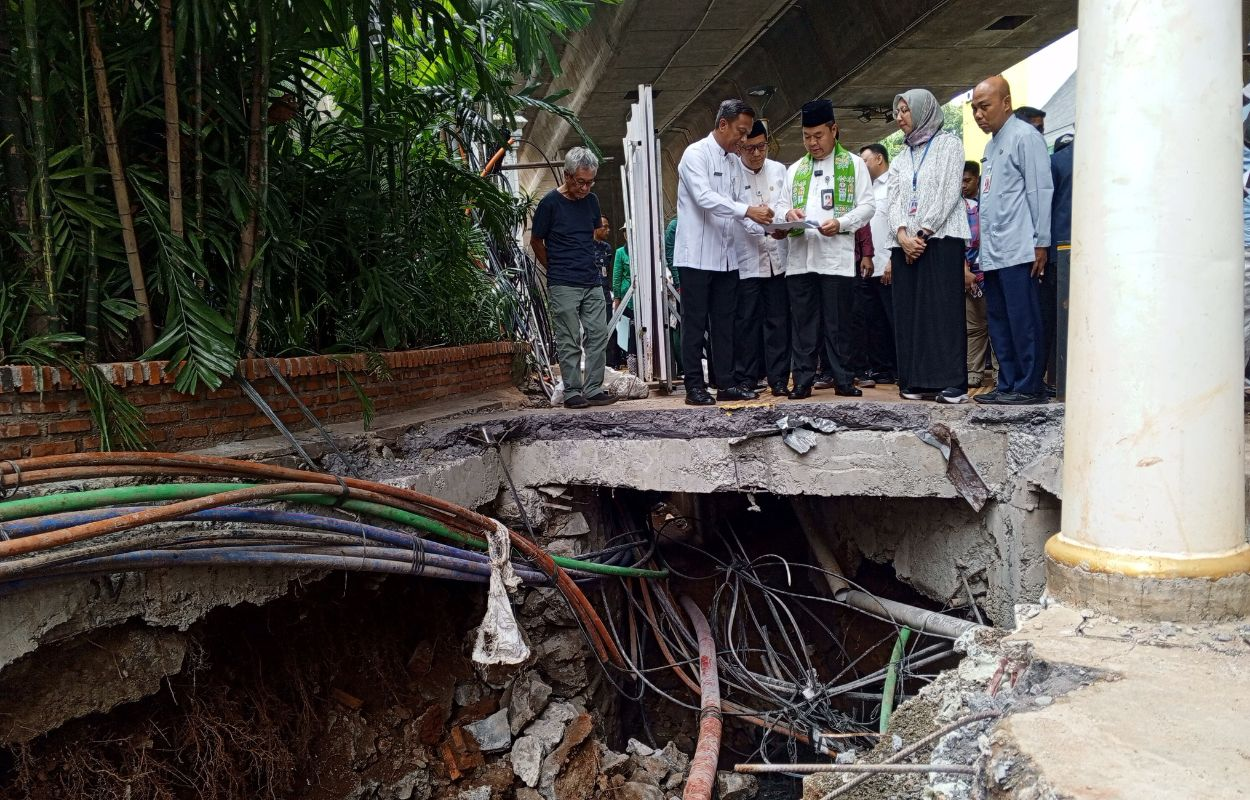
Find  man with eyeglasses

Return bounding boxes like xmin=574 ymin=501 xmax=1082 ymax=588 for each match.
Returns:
xmin=531 ymin=147 xmax=617 ymax=409
xmin=673 ymin=98 xmax=776 ymax=406
xmin=732 ymin=119 xmax=792 ymax=397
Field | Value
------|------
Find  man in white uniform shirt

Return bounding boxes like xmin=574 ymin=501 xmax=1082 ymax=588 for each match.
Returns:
xmin=673 ymin=99 xmax=775 ymax=406
xmin=782 ymin=99 xmax=875 ymax=399
xmin=732 ymin=119 xmax=792 ymax=397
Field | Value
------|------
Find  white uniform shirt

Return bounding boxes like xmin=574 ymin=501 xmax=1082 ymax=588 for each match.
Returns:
xmin=785 ymin=152 xmax=875 ymax=277
xmin=735 ymin=159 xmax=791 ymax=279
xmin=674 ymin=133 xmax=752 ymax=272
xmin=867 ymin=172 xmax=894 ymax=274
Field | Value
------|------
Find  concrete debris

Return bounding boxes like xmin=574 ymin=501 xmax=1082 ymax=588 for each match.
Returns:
xmin=464 ymin=708 xmax=512 ymax=753
xmin=457 ymin=787 xmax=491 ymax=800
xmin=728 ymin=414 xmax=842 ymax=454
xmin=547 ymin=511 xmax=590 ymax=538
xmin=391 ymin=767 xmax=433 ymax=800
xmin=509 ymin=671 xmax=553 ymax=734
xmin=455 ymin=681 xmax=486 ymax=708
xmin=615 ymin=782 xmax=666 ymax=800
xmin=834 ymin=749 xmax=857 ymax=764
xmin=715 ymin=771 xmax=759 ymax=800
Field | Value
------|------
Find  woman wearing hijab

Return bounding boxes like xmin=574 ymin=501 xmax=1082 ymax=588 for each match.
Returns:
xmin=886 ymin=89 xmax=972 ymax=403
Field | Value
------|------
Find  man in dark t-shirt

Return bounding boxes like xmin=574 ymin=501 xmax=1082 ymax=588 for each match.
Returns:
xmin=530 ymin=147 xmax=617 ymax=408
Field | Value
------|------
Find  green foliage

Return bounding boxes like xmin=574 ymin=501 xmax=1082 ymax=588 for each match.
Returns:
xmin=4 ymin=332 xmax=148 ymax=450
xmin=0 ymin=0 xmax=603 ymax=393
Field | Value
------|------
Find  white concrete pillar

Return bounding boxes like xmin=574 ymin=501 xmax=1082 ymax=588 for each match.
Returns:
xmin=1047 ymin=0 xmax=1250 ymax=617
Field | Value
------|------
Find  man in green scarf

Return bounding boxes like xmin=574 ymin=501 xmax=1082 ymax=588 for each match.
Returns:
xmin=782 ymin=99 xmax=876 ymax=399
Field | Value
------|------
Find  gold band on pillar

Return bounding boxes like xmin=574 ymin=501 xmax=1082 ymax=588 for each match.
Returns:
xmin=1045 ymin=534 xmax=1250 ymax=580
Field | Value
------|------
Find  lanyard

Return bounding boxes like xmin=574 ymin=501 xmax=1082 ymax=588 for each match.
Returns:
xmin=910 ymin=137 xmax=934 ymax=194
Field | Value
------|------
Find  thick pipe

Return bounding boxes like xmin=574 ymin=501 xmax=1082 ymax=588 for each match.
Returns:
xmin=836 ymin=590 xmax=977 ymax=640
xmin=679 ymin=595 xmax=722 ymax=800
xmin=0 ymin=453 xmax=627 ymax=667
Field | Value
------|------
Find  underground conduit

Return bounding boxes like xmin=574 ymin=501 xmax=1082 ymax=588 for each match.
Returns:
xmin=0 ymin=454 xmax=627 ymax=668
xmin=679 ymin=595 xmax=723 ymax=800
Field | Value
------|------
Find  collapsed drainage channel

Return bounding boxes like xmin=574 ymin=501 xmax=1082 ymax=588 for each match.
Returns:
xmin=0 ymin=404 xmax=1066 ymax=799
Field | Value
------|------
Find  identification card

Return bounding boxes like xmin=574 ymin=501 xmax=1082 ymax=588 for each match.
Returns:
xmin=821 ymin=188 xmax=835 ymax=211
xmin=908 ymin=192 xmax=919 ymax=216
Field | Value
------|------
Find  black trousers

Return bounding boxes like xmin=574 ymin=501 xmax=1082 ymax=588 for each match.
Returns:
xmin=733 ymin=273 xmax=790 ymax=389
xmin=891 ymin=237 xmax=967 ymax=391
xmin=849 ymin=274 xmax=895 ymax=377
xmin=788 ymin=272 xmax=855 ymax=390
xmin=680 ymin=268 xmax=738 ymax=392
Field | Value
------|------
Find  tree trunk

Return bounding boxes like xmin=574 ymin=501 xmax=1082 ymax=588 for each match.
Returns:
xmin=0 ymin=0 xmax=43 ymax=335
xmin=193 ymin=0 xmax=204 ymax=232
xmin=86 ymin=8 xmax=157 ymax=350
xmin=76 ymin=0 xmax=100 ymax=359
xmin=356 ymin=0 xmax=373 ymax=176
xmin=235 ymin=0 xmax=269 ymax=354
xmin=22 ymin=0 xmax=57 ymax=329
xmin=158 ymin=0 xmax=184 ymax=238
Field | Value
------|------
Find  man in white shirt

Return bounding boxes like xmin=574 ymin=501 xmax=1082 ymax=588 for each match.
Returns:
xmin=851 ymin=143 xmax=896 ymax=385
xmin=674 ymin=99 xmax=775 ymax=406
xmin=782 ymin=99 xmax=875 ymax=399
xmin=732 ymin=119 xmax=792 ymax=397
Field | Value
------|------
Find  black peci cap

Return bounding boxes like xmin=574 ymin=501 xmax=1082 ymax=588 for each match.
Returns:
xmin=800 ymin=99 xmax=835 ymax=127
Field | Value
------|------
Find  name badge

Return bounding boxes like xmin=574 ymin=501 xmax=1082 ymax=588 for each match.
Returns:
xmin=821 ymin=188 xmax=835 ymax=211
xmin=908 ymin=192 xmax=919 ymax=216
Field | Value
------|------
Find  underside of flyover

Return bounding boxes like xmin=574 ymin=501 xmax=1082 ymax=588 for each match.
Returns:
xmin=520 ymin=0 xmax=1081 ymax=227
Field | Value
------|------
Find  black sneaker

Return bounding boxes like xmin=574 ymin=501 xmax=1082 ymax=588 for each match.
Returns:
xmin=717 ymin=386 xmax=758 ymax=401
xmin=685 ymin=389 xmax=716 ymax=406
xmin=872 ymin=372 xmax=897 ymax=385
xmin=855 ymin=373 xmax=876 ymax=388
xmin=813 ymin=375 xmax=836 ymax=390
xmin=900 ymin=387 xmax=935 ymax=400
xmin=936 ymin=387 xmax=969 ymax=404
xmin=973 ymin=390 xmax=1002 ymax=404
xmin=564 ymin=394 xmax=589 ymax=409
xmin=585 ymin=392 xmax=618 ymax=407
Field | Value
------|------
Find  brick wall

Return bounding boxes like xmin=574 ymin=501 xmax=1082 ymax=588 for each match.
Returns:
xmin=0 ymin=343 xmax=524 ymax=459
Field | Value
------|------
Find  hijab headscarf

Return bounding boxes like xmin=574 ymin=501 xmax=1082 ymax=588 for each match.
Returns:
xmin=894 ymin=89 xmax=943 ymax=147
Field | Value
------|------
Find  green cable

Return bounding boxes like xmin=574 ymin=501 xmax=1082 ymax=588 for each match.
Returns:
xmin=879 ymin=625 xmax=912 ymax=734
xmin=0 ymin=483 xmax=667 ymax=579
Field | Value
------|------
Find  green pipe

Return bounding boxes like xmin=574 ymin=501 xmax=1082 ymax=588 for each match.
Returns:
xmin=0 ymin=483 xmax=667 ymax=579
xmin=879 ymin=625 xmax=912 ymax=734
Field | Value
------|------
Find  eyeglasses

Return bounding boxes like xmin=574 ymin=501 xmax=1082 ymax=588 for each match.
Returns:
xmin=741 ymin=143 xmax=769 ymax=155
xmin=571 ymin=177 xmax=596 ymax=188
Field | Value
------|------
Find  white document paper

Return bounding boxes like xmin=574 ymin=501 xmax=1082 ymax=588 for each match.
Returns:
xmin=764 ymin=218 xmax=822 ymax=232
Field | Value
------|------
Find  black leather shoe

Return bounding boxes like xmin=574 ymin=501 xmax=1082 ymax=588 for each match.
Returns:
xmin=717 ymin=386 xmax=758 ymax=401
xmin=685 ymin=389 xmax=716 ymax=406
xmin=834 ymin=385 xmax=862 ymax=397
xmin=770 ymin=384 xmax=789 ymax=397
xmin=812 ymin=375 xmax=835 ymax=390
xmin=788 ymin=386 xmax=812 ymax=400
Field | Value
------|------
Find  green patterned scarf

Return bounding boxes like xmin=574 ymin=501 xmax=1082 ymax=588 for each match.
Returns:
xmin=789 ymin=141 xmax=856 ymax=237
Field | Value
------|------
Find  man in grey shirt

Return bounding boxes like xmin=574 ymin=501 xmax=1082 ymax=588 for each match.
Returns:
xmin=969 ymin=76 xmax=1053 ymax=405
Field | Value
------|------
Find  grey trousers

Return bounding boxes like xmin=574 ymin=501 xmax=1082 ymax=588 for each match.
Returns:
xmin=550 ymin=284 xmax=609 ymax=398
